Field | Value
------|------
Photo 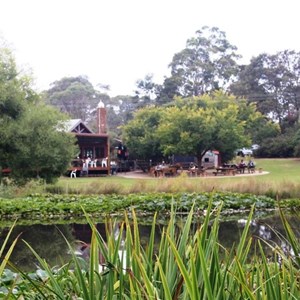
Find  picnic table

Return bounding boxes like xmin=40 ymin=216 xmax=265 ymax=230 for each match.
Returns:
xmin=150 ymin=164 xmax=180 ymax=177
xmin=213 ymin=167 xmax=236 ymax=176
xmin=222 ymin=163 xmax=247 ymax=174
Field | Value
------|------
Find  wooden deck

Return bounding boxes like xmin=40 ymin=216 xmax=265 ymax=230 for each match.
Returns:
xmin=68 ymin=166 xmax=110 ymax=177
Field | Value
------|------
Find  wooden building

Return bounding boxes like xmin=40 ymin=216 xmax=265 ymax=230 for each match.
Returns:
xmin=67 ymin=102 xmax=110 ymax=177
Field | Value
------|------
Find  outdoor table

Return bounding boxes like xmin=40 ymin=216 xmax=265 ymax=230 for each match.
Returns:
xmin=213 ymin=167 xmax=236 ymax=176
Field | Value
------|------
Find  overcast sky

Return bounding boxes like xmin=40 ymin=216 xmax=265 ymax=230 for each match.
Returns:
xmin=1 ymin=0 xmax=300 ymax=96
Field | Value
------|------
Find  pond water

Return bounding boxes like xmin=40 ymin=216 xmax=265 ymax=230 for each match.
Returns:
xmin=1 ymin=210 xmax=299 ymax=271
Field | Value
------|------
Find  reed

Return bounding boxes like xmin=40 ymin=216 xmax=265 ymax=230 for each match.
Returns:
xmin=2 ymin=201 xmax=300 ymax=299
xmin=47 ymin=174 xmax=300 ymax=200
xmin=0 ymin=220 xmax=18 ymax=275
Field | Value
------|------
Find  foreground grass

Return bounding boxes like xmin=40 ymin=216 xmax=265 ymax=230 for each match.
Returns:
xmin=47 ymin=158 xmax=300 ymax=199
xmin=1 ymin=203 xmax=300 ymax=299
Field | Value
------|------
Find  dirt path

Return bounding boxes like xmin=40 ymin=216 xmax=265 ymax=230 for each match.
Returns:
xmin=116 ymin=170 xmax=269 ymax=179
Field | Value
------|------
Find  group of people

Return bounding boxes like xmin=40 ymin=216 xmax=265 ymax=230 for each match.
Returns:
xmin=238 ymin=159 xmax=255 ymax=173
xmin=80 ymin=156 xmax=106 ymax=176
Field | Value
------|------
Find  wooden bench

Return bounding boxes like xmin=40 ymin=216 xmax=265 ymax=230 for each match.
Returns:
xmin=248 ymin=166 xmax=255 ymax=173
xmin=188 ymin=168 xmax=207 ymax=177
xmin=213 ymin=171 xmax=221 ymax=176
xmin=235 ymin=166 xmax=247 ymax=174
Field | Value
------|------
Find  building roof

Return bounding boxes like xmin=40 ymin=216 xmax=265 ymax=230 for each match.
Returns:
xmin=64 ymin=119 xmax=94 ymax=134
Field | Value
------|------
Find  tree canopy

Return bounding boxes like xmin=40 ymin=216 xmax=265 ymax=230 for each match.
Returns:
xmin=0 ymin=43 xmax=78 ymax=183
xmin=8 ymin=102 xmax=78 ymax=183
xmin=44 ymin=76 xmax=100 ymax=123
xmin=122 ymin=107 xmax=164 ymax=161
xmin=122 ymin=92 xmax=271 ymax=164
xmin=156 ymin=26 xmax=241 ymax=103
xmin=230 ymin=50 xmax=300 ymax=130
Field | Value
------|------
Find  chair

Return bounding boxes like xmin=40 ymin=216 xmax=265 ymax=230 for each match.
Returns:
xmin=81 ymin=162 xmax=89 ymax=176
xmin=101 ymin=158 xmax=107 ymax=167
xmin=70 ymin=169 xmax=77 ymax=178
xmin=91 ymin=159 xmax=97 ymax=167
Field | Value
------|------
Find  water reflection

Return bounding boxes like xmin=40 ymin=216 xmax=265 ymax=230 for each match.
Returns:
xmin=226 ymin=213 xmax=300 ymax=260
xmin=0 ymin=211 xmax=299 ymax=271
xmin=0 ymin=225 xmax=74 ymax=271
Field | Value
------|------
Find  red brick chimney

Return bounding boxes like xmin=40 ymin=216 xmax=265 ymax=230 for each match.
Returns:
xmin=97 ymin=101 xmax=107 ymax=134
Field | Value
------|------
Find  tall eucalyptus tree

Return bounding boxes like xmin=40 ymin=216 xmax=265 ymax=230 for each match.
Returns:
xmin=230 ymin=50 xmax=300 ymax=129
xmin=158 ymin=26 xmax=241 ymax=102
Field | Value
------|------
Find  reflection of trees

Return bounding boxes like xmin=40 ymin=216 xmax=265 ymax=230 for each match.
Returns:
xmin=1 ymin=211 xmax=298 ymax=271
xmin=0 ymin=225 xmax=74 ymax=272
xmin=232 ymin=212 xmax=300 ymax=260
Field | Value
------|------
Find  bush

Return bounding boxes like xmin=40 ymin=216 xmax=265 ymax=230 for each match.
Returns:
xmin=256 ymin=135 xmax=295 ymax=158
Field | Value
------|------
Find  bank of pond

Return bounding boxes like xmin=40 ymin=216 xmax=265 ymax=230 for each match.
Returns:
xmin=0 ymin=192 xmax=300 ymax=298
xmin=0 ymin=191 xmax=294 ymax=222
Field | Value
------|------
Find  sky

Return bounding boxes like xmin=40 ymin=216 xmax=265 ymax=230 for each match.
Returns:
xmin=1 ymin=0 xmax=300 ymax=96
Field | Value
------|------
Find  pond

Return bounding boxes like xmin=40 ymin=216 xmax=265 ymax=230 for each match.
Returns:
xmin=1 ymin=210 xmax=299 ymax=272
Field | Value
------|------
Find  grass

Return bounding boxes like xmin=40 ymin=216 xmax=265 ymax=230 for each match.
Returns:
xmin=46 ymin=158 xmax=300 ymax=199
xmin=2 ymin=158 xmax=300 ymax=199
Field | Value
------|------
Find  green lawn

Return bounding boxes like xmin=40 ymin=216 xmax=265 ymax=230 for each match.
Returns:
xmin=256 ymin=158 xmax=300 ymax=182
xmin=207 ymin=158 xmax=300 ymax=183
xmin=51 ymin=158 xmax=300 ymax=199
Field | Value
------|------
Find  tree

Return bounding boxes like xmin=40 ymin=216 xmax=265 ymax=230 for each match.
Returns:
xmin=123 ymin=92 xmax=254 ymax=164
xmin=233 ymin=99 xmax=280 ymax=145
xmin=0 ymin=44 xmax=39 ymax=175
xmin=157 ymin=97 xmax=247 ymax=164
xmin=156 ymin=76 xmax=183 ymax=105
xmin=157 ymin=26 xmax=241 ymax=101
xmin=256 ymin=133 xmax=295 ymax=158
xmin=101 ymin=94 xmax=153 ymax=139
xmin=122 ymin=107 xmax=164 ymax=161
xmin=8 ymin=102 xmax=78 ymax=183
xmin=44 ymin=76 xmax=100 ymax=123
xmin=0 ymin=48 xmax=24 ymax=119
xmin=230 ymin=50 xmax=300 ymax=130
xmin=135 ymin=74 xmax=158 ymax=101
xmin=292 ymin=126 xmax=300 ymax=157
xmin=0 ymin=42 xmax=78 ymax=183
xmin=173 ymin=92 xmax=279 ymax=147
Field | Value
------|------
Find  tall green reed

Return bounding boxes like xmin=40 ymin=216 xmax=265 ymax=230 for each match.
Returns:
xmin=2 ymin=199 xmax=300 ymax=299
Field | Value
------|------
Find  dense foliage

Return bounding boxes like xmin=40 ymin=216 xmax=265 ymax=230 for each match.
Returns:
xmin=164 ymin=26 xmax=241 ymax=98
xmin=44 ymin=76 xmax=108 ymax=124
xmin=230 ymin=50 xmax=300 ymax=129
xmin=0 ymin=43 xmax=78 ymax=184
xmin=0 ymin=192 xmax=277 ymax=222
xmin=123 ymin=92 xmax=276 ymax=163
xmin=134 ymin=30 xmax=300 ymax=159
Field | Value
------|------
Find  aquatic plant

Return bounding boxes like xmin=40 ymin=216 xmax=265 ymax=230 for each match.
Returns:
xmin=0 ymin=192 xmax=277 ymax=223
xmin=1 ymin=201 xmax=300 ymax=299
